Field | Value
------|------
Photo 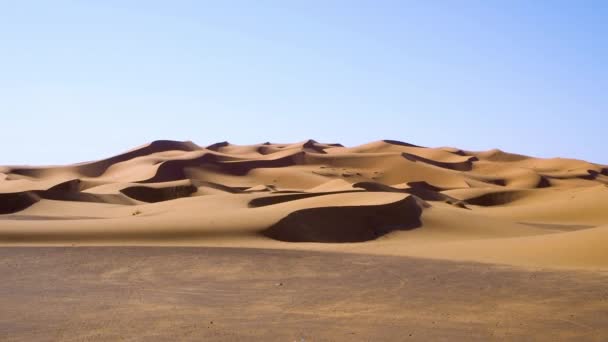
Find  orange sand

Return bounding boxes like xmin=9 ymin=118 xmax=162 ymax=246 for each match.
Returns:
xmin=2 ymin=139 xmax=607 ymax=269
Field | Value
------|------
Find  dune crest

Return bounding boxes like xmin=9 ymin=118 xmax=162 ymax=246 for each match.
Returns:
xmin=1 ymin=139 xmax=607 ymax=269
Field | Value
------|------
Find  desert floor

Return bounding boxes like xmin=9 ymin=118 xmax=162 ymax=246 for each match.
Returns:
xmin=2 ymin=247 xmax=608 ymax=341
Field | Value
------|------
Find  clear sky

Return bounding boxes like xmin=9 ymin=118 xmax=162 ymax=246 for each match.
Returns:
xmin=1 ymin=1 xmax=606 ymax=165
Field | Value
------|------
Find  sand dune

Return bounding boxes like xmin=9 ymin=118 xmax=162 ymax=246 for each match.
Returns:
xmin=1 ymin=139 xmax=607 ymax=269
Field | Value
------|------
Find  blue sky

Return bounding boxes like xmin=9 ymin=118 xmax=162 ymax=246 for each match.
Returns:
xmin=1 ymin=1 xmax=606 ymax=165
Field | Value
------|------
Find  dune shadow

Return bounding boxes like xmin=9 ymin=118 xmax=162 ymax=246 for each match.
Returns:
xmin=261 ymin=196 xmax=423 ymax=243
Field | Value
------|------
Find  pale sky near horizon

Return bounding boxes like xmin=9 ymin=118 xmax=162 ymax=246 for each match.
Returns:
xmin=1 ymin=1 xmax=606 ymax=165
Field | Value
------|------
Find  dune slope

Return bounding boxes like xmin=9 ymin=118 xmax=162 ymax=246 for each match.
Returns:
xmin=1 ymin=139 xmax=607 ymax=269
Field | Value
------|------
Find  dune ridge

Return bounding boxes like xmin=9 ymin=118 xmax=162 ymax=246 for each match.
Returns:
xmin=1 ymin=139 xmax=607 ymax=269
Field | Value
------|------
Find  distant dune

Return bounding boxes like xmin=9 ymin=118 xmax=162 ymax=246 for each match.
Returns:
xmin=2 ymin=139 xmax=608 ymax=269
